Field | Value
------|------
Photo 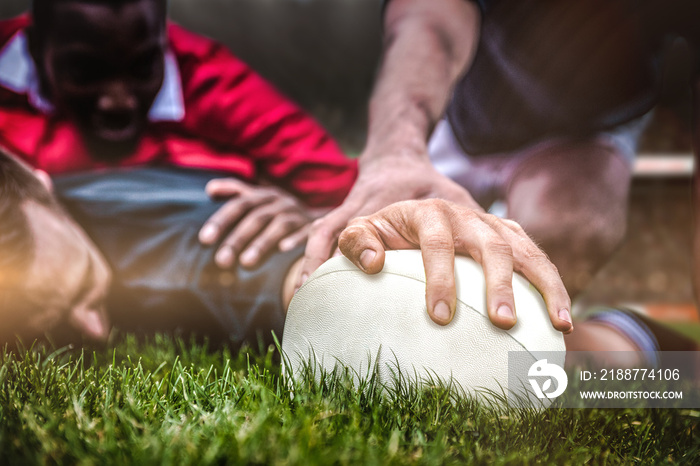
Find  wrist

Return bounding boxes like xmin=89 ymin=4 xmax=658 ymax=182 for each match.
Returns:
xmin=362 ymin=132 xmax=430 ymax=166
xmin=364 ymin=99 xmax=433 ymax=161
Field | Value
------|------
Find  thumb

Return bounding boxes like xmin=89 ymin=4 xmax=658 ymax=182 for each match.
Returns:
xmin=297 ymin=208 xmax=353 ymax=288
xmin=69 ymin=306 xmax=110 ymax=342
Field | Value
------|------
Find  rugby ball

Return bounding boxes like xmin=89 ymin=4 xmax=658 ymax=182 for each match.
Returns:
xmin=282 ymin=250 xmax=566 ymax=404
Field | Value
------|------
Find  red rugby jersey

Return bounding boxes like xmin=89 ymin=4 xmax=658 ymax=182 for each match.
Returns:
xmin=0 ymin=15 xmax=357 ymax=207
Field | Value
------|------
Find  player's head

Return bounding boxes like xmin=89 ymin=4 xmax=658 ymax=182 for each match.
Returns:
xmin=0 ymin=150 xmax=111 ymax=343
xmin=28 ymin=0 xmax=167 ymax=156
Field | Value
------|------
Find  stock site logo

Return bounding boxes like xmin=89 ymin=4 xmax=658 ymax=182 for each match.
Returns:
xmin=528 ymin=359 xmax=568 ymax=399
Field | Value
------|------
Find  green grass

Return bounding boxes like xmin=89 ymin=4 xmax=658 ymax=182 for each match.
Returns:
xmin=1 ymin=335 xmax=698 ymax=465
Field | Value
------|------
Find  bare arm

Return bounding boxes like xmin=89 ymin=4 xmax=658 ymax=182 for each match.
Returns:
xmin=296 ymin=1 xmax=574 ymax=332
xmin=365 ymin=0 xmax=480 ymax=163
xmin=300 ymin=0 xmax=482 ymax=280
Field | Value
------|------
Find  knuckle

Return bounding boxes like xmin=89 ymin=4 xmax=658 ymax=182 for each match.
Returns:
xmin=253 ymin=210 xmax=275 ymax=226
xmin=522 ymin=242 xmax=548 ymax=261
xmin=234 ymin=197 xmax=254 ymax=211
xmin=422 ymin=233 xmax=454 ymax=253
xmin=262 ymin=191 xmax=279 ymax=202
xmin=275 ymin=200 xmax=293 ymax=211
xmin=338 ymin=224 xmax=368 ymax=244
xmin=545 ymin=260 xmax=561 ymax=278
xmin=501 ymin=218 xmax=525 ymax=234
xmin=230 ymin=237 xmax=249 ymax=252
xmin=481 ymin=212 xmax=499 ymax=223
xmin=421 ymin=198 xmax=446 ymax=209
xmin=480 ymin=227 xmax=511 ymax=251
xmin=486 ymin=237 xmax=514 ymax=259
xmin=420 ymin=198 xmax=451 ymax=215
xmin=209 ymin=209 xmax=233 ymax=226
xmin=311 ymin=218 xmax=326 ymax=230
xmin=489 ymin=282 xmax=515 ymax=300
xmin=489 ymin=241 xmax=513 ymax=257
xmin=519 ymin=245 xmax=555 ymax=271
xmin=479 ymin=213 xmax=504 ymax=230
xmin=452 ymin=207 xmax=480 ymax=226
xmin=345 ymin=216 xmax=371 ymax=229
xmin=276 ymin=214 xmax=303 ymax=230
xmin=429 ymin=275 xmax=456 ymax=294
xmin=342 ymin=222 xmax=369 ymax=234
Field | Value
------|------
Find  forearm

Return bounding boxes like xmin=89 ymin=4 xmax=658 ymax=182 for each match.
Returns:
xmin=297 ymin=0 xmax=483 ymax=279
xmin=365 ymin=0 xmax=481 ymax=159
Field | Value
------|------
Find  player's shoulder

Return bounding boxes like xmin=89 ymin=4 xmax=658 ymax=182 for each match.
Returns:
xmin=0 ymin=14 xmax=31 ymax=48
xmin=166 ymin=22 xmax=247 ymax=83
xmin=167 ymin=22 xmax=227 ymax=61
xmin=167 ymin=21 xmax=252 ymax=103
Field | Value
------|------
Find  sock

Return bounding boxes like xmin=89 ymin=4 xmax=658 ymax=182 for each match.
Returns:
xmin=587 ymin=307 xmax=660 ymax=368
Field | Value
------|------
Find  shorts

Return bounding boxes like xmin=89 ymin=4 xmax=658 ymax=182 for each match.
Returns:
xmin=54 ymin=167 xmax=303 ymax=347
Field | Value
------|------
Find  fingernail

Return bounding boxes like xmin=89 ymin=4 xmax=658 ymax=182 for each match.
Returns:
xmin=359 ymin=249 xmax=376 ymax=270
xmin=300 ymin=273 xmax=309 ymax=284
xmin=497 ymin=304 xmax=514 ymax=319
xmin=199 ymin=224 xmax=218 ymax=244
xmin=279 ymin=239 xmax=294 ymax=251
xmin=240 ymin=248 xmax=258 ymax=266
xmin=216 ymin=247 xmax=233 ymax=268
xmin=433 ymin=301 xmax=451 ymax=322
xmin=558 ymin=308 xmax=572 ymax=324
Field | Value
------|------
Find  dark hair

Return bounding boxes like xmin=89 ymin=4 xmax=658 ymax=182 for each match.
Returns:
xmin=0 ymin=150 xmax=55 ymax=292
xmin=31 ymin=0 xmax=167 ymax=40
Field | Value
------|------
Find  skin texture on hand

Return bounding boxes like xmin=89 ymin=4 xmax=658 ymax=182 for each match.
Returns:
xmin=198 ymin=178 xmax=312 ymax=269
xmin=337 ymin=199 xmax=573 ymax=334
xmin=298 ymin=154 xmax=481 ymax=285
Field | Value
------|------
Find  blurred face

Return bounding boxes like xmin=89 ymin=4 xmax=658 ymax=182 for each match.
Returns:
xmin=0 ymin=171 xmax=111 ymax=343
xmin=21 ymin=201 xmax=112 ymax=340
xmin=32 ymin=0 xmax=166 ymax=155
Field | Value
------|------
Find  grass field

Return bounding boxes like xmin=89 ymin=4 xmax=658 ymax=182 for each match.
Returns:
xmin=1 ymin=335 xmax=698 ymax=465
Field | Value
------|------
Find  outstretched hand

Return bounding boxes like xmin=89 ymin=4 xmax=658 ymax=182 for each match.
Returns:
xmin=199 ymin=178 xmax=311 ymax=269
xmin=297 ymin=155 xmax=479 ymax=286
xmin=337 ymin=199 xmax=573 ymax=333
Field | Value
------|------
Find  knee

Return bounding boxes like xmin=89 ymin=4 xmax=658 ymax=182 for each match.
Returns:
xmin=547 ymin=215 xmax=626 ymax=262
xmin=526 ymin=213 xmax=627 ymax=293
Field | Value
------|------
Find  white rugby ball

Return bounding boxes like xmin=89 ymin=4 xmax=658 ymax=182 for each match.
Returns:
xmin=282 ymin=250 xmax=565 ymax=403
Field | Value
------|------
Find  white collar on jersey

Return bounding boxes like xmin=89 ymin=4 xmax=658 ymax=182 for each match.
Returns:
xmin=0 ymin=30 xmax=185 ymax=121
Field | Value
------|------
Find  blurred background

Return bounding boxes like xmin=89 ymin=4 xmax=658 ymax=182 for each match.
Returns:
xmin=0 ymin=0 xmax=696 ymax=323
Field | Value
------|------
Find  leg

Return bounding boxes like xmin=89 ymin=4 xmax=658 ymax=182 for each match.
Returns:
xmin=503 ymin=139 xmax=640 ymax=355
xmin=505 ymin=137 xmax=632 ymax=297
